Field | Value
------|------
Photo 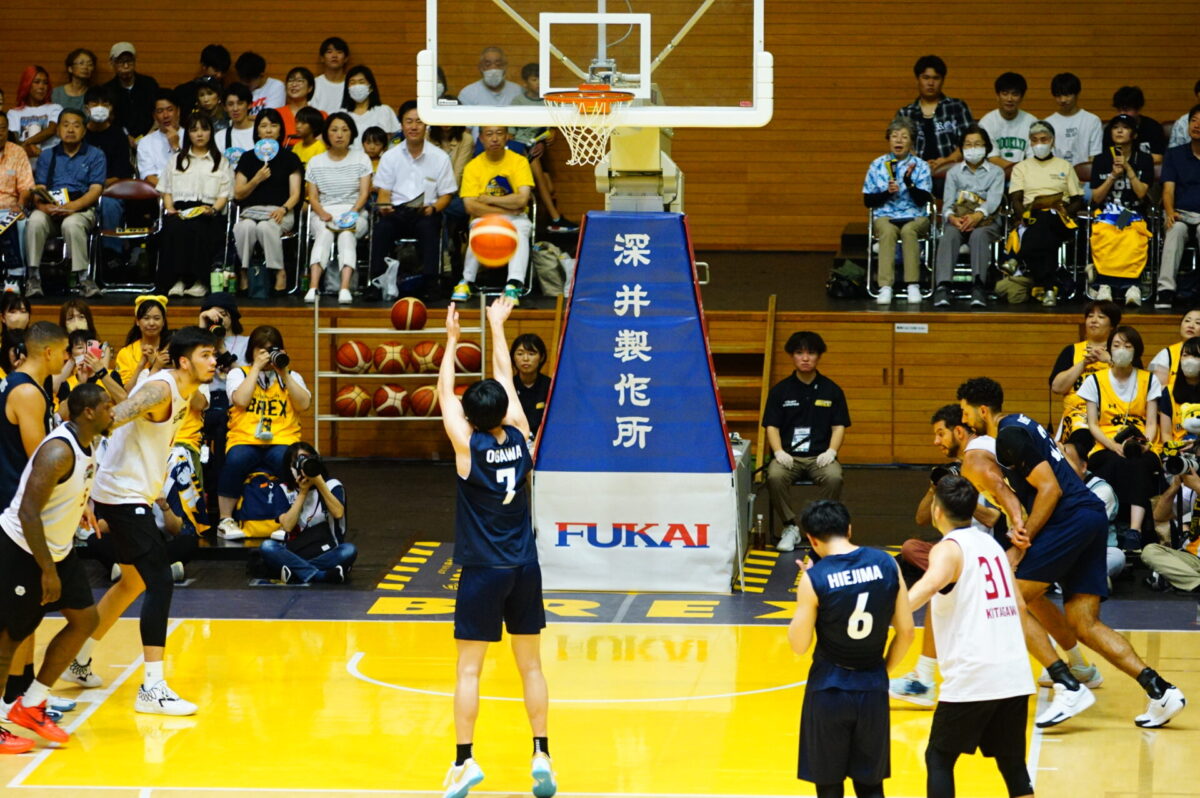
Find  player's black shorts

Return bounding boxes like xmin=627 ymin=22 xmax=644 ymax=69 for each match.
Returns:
xmin=798 ymin=686 xmax=890 ymax=785
xmin=0 ymin=531 xmax=94 ymax=641
xmin=1016 ymin=505 xmax=1108 ymax=598
xmin=455 ymin=562 xmax=546 ymax=642
xmin=94 ymin=501 xmax=168 ymax=566
xmin=929 ymin=694 xmax=1029 ymax=758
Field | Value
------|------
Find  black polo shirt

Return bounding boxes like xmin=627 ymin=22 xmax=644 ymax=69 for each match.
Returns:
xmin=515 ymin=373 xmax=551 ymax=433
xmin=761 ymin=370 xmax=851 ymax=455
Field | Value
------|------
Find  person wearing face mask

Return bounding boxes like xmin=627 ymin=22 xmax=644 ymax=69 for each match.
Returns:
xmin=1004 ymin=120 xmax=1083 ymax=307
xmin=1151 ymin=309 xmax=1200 ymax=408
xmin=340 ymin=65 xmax=399 ymax=147
xmin=933 ymin=124 xmax=1004 ymax=308
xmin=862 ymin=117 xmax=932 ymax=305
xmin=1158 ymin=336 xmax=1200 ymax=444
xmin=1050 ymin=300 xmax=1120 ymax=441
xmin=458 ymin=46 xmax=523 ymax=109
xmin=1088 ymin=114 xmax=1154 ymax=307
xmin=84 ymin=85 xmax=135 ymax=272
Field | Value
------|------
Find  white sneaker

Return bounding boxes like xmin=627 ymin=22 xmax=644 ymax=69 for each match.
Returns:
xmin=875 ymin=285 xmax=893 ymax=305
xmin=184 ymin=282 xmax=207 ymax=297
xmin=906 ymin=284 xmax=922 ymax=303
xmin=1094 ymin=284 xmax=1112 ymax=302
xmin=62 ymin=657 xmax=103 ymax=688
xmin=170 ymin=561 xmax=185 ymax=582
xmin=443 ymin=758 xmax=484 ymax=798
xmin=167 ymin=281 xmax=185 ymax=297
xmin=269 ymin=529 xmax=286 ymax=541
xmin=338 ymin=288 xmax=353 ymax=304
xmin=888 ymin=671 xmax=937 ymax=707
xmin=1035 ymin=682 xmax=1096 ymax=728
xmin=1135 ymin=685 xmax=1186 ymax=728
xmin=1037 ymin=663 xmax=1104 ymax=689
xmin=1125 ymin=285 xmax=1142 ymax=307
xmin=47 ymin=694 xmax=76 ymax=713
xmin=0 ymin=699 xmax=11 ymax=723
xmin=280 ymin=565 xmax=293 ymax=584
xmin=135 ymin=681 xmax=197 ymax=716
xmin=217 ymin=518 xmax=245 ymax=540
xmin=111 ymin=563 xmax=122 ymax=581
xmin=531 ymin=753 xmax=557 ymax=797
xmin=304 ymin=287 xmax=317 ymax=303
xmin=777 ymin=524 xmax=801 ymax=552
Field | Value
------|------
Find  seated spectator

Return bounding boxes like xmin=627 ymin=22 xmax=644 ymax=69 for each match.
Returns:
xmin=361 ymin=125 xmax=387 ymax=174
xmin=260 ymin=442 xmax=355 ymax=584
xmin=1046 ymin=72 xmax=1103 ymax=167
xmin=1105 ymin=86 xmax=1167 ymax=166
xmin=173 ymin=44 xmax=231 ymax=119
xmin=0 ymin=115 xmax=33 ymax=282
xmin=51 ymin=49 xmax=97 ymax=112
xmin=451 ymin=126 xmax=534 ymax=304
xmin=290 ymin=106 xmax=327 ymax=166
xmin=218 ymin=324 xmax=311 ymax=540
xmin=1159 ymin=336 xmax=1200 ymax=443
xmin=233 ymin=108 xmax=303 ymax=294
xmin=24 ymin=108 xmax=104 ymax=298
xmin=84 ymin=86 xmax=135 ymax=271
xmin=979 ymin=72 xmax=1035 ymax=175
xmin=59 ymin=297 xmax=97 ymax=337
xmin=933 ymin=124 xmax=1003 ymax=308
xmin=54 ymin=329 xmax=127 ymax=409
xmin=7 ymin=65 xmax=62 ymax=159
xmin=220 ymin=83 xmax=256 ymax=157
xmin=862 ymin=117 xmax=932 ymax=305
xmin=1157 ymin=105 xmax=1200 ymax=311
xmin=1170 ymin=80 xmax=1200 ymax=149
xmin=762 ymin=331 xmax=850 ymax=552
xmin=1 ymin=293 xmax=31 ymax=334
xmin=342 ymin=65 xmax=399 ymax=143
xmin=1050 ymin=300 xmax=1119 ymax=440
xmin=305 ymin=113 xmax=372 ymax=304
xmin=1059 ymin=428 xmax=1124 ymax=584
xmin=311 ymin=37 xmax=351 ymax=115
xmin=197 ymin=292 xmax=248 ymax=523
xmin=114 ymin=294 xmax=170 ymax=386
xmin=1089 ymin=114 xmax=1154 ymax=306
xmin=278 ymin=67 xmax=320 ymax=147
xmin=1080 ymin=324 xmax=1163 ymax=534
xmin=103 ymin=42 xmax=159 ymax=144
xmin=194 ymin=77 xmax=228 ymax=132
xmin=893 ymin=54 xmax=974 ymax=173
xmin=1003 ymin=120 xmax=1083 ymax=307
xmin=368 ymin=100 xmax=455 ymax=301
xmin=511 ymin=333 xmax=551 ymax=435
xmin=235 ymin=51 xmax=285 ymax=116
xmin=429 ymin=124 xmax=474 ymax=187
xmin=135 ymin=90 xmax=181 ymax=187
xmin=511 ymin=63 xmax=577 ymax=233
xmin=1150 ymin=308 xmax=1200 ymax=390
xmin=435 ymin=66 xmax=451 ymax=100
xmin=1147 ymin=451 xmax=1200 ymax=592
xmin=458 ymin=47 xmax=522 ymax=107
xmin=158 ymin=114 xmax=233 ymax=297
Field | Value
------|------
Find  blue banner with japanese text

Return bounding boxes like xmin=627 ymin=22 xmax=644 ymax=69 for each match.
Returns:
xmin=536 ymin=211 xmax=733 ymax=473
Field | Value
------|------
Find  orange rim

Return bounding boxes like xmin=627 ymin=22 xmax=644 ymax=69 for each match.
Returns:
xmin=544 ymin=85 xmax=634 ymax=114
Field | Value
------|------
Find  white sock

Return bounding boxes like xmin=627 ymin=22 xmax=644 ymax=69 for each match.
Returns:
xmin=143 ymin=660 xmax=164 ymax=687
xmin=916 ymin=655 xmax=938 ymax=684
xmin=75 ymin=637 xmax=97 ymax=665
xmin=1065 ymin=645 xmax=1088 ymax=669
xmin=23 ymin=680 xmax=50 ymax=707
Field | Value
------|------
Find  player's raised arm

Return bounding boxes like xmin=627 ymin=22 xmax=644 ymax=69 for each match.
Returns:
xmin=438 ymin=304 xmax=474 ymax=464
xmin=486 ymin=296 xmax=531 ymax=439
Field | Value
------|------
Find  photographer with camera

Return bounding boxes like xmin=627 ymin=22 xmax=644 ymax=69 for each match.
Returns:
xmin=259 ymin=442 xmax=354 ymax=584
xmin=1147 ymin=438 xmax=1200 ymax=592
xmin=216 ymin=324 xmax=310 ymax=540
xmin=197 ymin=293 xmax=247 ymax=527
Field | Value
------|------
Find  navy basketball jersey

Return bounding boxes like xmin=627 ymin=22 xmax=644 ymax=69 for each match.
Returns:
xmin=454 ymin=425 xmax=537 ymax=567
xmin=996 ymin=413 xmax=1104 ymax=519
xmin=807 ymin=546 xmax=899 ymax=691
xmin=0 ymin=372 xmax=52 ymax=509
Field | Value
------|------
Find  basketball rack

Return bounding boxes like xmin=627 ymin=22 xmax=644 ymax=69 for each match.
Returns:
xmin=311 ymin=295 xmax=488 ymax=451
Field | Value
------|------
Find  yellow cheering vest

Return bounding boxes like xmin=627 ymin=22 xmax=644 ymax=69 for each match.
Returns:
xmin=1165 ymin=342 xmax=1188 ymax=441
xmin=227 ymin=367 xmax=301 ymax=450
xmin=1089 ymin=368 xmax=1151 ymax=453
xmin=1060 ymin=341 xmax=1109 ymax=440
xmin=174 ymin=403 xmax=204 ymax=451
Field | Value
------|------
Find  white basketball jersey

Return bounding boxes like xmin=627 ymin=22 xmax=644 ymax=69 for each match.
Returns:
xmin=0 ymin=424 xmax=96 ymax=562
xmin=930 ymin=527 xmax=1035 ymax=702
xmin=92 ymin=371 xmax=188 ymax=506
xmin=964 ymin=435 xmax=997 ymax=533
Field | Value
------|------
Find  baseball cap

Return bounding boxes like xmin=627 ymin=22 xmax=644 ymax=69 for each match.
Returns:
xmin=110 ymin=42 xmax=136 ymax=60
xmin=1110 ymin=113 xmax=1138 ymax=131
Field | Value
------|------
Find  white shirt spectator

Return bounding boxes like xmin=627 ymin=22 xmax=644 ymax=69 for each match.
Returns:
xmin=1086 ymin=473 xmax=1120 ymax=521
xmin=221 ymin=125 xmax=255 ymax=154
xmin=306 ymin=150 xmax=373 ymax=206
xmin=457 ymin=80 xmax=522 ymax=107
xmin=159 ymin=151 xmax=234 ymax=204
xmin=1150 ymin=346 xmax=1173 ymax=375
xmin=251 ymin=78 xmax=286 ymax=115
xmin=374 ymin=142 xmax=457 ymax=206
xmin=311 ymin=76 xmax=345 ymax=115
xmin=7 ymin=104 xmax=64 ymax=151
xmin=136 ymin=129 xmax=177 ymax=181
xmin=349 ymin=105 xmax=400 ymax=141
xmin=211 ymin=334 xmax=249 ymax=394
xmin=979 ymin=109 xmax=1037 ymax=164
xmin=1046 ymin=109 xmax=1103 ymax=166
xmin=283 ymin=477 xmax=346 ymax=538
xmin=1076 ymin=369 xmax=1164 ymax=406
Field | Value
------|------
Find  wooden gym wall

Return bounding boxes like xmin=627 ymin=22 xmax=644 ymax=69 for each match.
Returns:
xmin=3 ymin=1 xmax=1199 ymax=251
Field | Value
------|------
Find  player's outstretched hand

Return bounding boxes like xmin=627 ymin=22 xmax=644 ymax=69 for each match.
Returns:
xmin=487 ymin=294 xmax=515 ymax=326
xmin=445 ymin=303 xmax=461 ymax=341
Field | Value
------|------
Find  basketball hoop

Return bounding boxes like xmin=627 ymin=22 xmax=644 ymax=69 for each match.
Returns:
xmin=544 ymin=85 xmax=635 ymax=166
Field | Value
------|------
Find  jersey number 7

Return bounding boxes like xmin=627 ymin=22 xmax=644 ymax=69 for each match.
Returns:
xmin=497 ymin=467 xmax=516 ymax=505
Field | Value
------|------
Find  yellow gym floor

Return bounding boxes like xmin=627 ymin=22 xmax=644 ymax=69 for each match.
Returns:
xmin=1 ymin=619 xmax=1197 ymax=797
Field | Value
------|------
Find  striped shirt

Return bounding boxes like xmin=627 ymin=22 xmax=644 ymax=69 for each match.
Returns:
xmin=306 ymin=150 xmax=372 ymax=207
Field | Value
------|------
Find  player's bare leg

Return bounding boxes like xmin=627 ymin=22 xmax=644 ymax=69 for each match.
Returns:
xmin=1018 ymin=579 xmax=1096 ymax=727
xmin=1027 ymin=593 xmax=1077 ymax=651
xmin=446 ymin=640 xmax=489 ymax=797
xmin=1015 ymin=580 xmax=1065 ymax=667
xmin=511 ymin=634 xmax=554 ymax=797
xmin=62 ymin=566 xmax=145 ymax=688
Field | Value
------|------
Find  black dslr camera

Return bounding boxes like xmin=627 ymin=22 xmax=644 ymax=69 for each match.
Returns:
xmin=294 ymin=451 xmax=323 ymax=478
xmin=1112 ymin=425 xmax=1147 ymax=459
xmin=268 ymin=348 xmax=290 ymax=369
xmin=930 ymin=462 xmax=961 ymax=485
xmin=215 ymin=350 xmax=238 ymax=371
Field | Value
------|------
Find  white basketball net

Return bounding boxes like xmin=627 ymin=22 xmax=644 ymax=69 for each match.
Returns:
xmin=545 ymin=91 xmax=632 ymax=166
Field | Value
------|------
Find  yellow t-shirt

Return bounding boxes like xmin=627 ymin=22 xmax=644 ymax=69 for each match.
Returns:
xmin=114 ymin=341 xmax=144 ymax=388
xmin=293 ymin=139 xmax=327 ymax=168
xmin=460 ymin=149 xmax=534 ymax=201
xmin=174 ymin=385 xmax=209 ymax=451
xmin=1010 ymin=156 xmax=1083 ymax=204
xmin=226 ymin=367 xmax=302 ymax=450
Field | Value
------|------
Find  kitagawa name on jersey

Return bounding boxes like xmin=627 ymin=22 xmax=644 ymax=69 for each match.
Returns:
xmin=484 ymin=444 xmax=523 ymax=464
xmin=826 ymin=563 xmax=884 ymax=590
xmin=986 ymin=604 xmax=1019 ymax=620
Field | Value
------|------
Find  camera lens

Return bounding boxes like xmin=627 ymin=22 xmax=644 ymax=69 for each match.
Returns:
xmin=297 ymin=453 xmax=322 ymax=477
xmin=210 ymin=323 xmax=226 ymax=339
xmin=269 ymin=348 xmax=290 ymax=369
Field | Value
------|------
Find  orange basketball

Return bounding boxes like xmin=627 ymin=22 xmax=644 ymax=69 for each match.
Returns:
xmin=409 ymin=385 xmax=440 ymax=416
xmin=469 ymin=214 xmax=520 ymax=268
xmin=373 ymin=384 xmax=410 ymax=417
xmin=410 ymin=340 xmax=444 ymax=373
xmin=373 ymin=341 xmax=412 ymax=374
xmin=334 ymin=385 xmax=371 ymax=417
xmin=391 ymin=296 xmax=427 ymax=330
xmin=454 ymin=341 xmax=482 ymax=373
xmin=454 ymin=384 xmax=468 ymax=400
xmin=335 ymin=340 xmax=372 ymax=374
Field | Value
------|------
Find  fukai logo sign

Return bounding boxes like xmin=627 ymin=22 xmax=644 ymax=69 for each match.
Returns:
xmin=555 ymin=522 xmax=710 ymax=548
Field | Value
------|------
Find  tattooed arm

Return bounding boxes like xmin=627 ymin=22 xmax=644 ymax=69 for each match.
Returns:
xmin=109 ymin=381 xmax=171 ymax=429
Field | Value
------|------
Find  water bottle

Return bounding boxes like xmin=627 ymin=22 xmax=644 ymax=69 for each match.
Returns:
xmin=300 ymin=273 xmax=309 ymax=292
xmin=754 ymin=513 xmax=764 ymax=549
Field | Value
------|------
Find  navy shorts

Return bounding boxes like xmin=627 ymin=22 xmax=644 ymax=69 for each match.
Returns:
xmin=798 ymin=687 xmax=890 ymax=785
xmin=1016 ymin=506 xmax=1109 ymax=598
xmin=455 ymin=562 xmax=546 ymax=642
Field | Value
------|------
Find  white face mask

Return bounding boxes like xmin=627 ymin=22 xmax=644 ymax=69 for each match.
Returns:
xmin=1110 ymin=348 xmax=1135 ymax=368
xmin=482 ymin=69 xmax=505 ymax=89
xmin=88 ymin=105 xmax=110 ymax=123
xmin=1183 ymin=357 xmax=1200 ymax=378
xmin=1031 ymin=143 xmax=1052 ymax=159
xmin=963 ymin=146 xmax=986 ymax=165
xmin=348 ymin=84 xmax=371 ymax=103
xmin=436 ymin=82 xmax=445 ymax=97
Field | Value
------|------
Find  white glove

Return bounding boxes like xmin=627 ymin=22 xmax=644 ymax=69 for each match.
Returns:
xmin=815 ymin=448 xmax=838 ymax=468
xmin=774 ymin=450 xmax=795 ymax=469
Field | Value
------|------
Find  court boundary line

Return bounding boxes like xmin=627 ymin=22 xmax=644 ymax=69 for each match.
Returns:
xmin=10 ymin=786 xmax=934 ymax=797
xmin=1027 ymin=687 xmax=1050 ymax=787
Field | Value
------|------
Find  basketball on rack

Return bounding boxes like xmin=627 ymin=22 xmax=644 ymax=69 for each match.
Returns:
xmin=373 ymin=341 xmax=412 ymax=374
xmin=335 ymin=340 xmax=372 ymax=374
xmin=409 ymin=385 xmax=440 ymax=416
xmin=373 ymin=384 xmax=410 ymax=417
xmin=333 ymin=385 xmax=371 ymax=417
xmin=410 ymin=341 xmax=444 ymax=373
xmin=469 ymin=215 xmax=519 ymax=267
xmin=454 ymin=384 xmax=468 ymax=400
xmin=390 ymin=297 xmax=427 ymax=330
xmin=454 ymin=341 xmax=482 ymax=373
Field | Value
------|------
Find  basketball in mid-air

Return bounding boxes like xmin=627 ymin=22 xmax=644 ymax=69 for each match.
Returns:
xmin=391 ymin=297 xmax=427 ymax=330
xmin=335 ymin=340 xmax=372 ymax=374
xmin=334 ymin=385 xmax=371 ymax=417
xmin=373 ymin=384 xmax=410 ymax=417
xmin=409 ymin=385 xmax=440 ymax=416
xmin=410 ymin=341 xmax=444 ymax=374
xmin=469 ymin=214 xmax=519 ymax=267
xmin=373 ymin=341 xmax=412 ymax=374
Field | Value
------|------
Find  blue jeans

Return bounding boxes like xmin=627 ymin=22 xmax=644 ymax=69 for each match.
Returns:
xmin=260 ymin=538 xmax=357 ymax=583
xmin=100 ymin=197 xmax=125 ymax=255
xmin=218 ymin=443 xmax=289 ymax=498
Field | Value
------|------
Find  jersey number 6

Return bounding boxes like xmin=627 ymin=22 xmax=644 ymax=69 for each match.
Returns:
xmin=847 ymin=591 xmax=874 ymax=640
